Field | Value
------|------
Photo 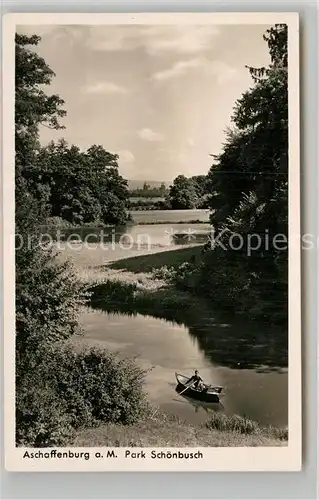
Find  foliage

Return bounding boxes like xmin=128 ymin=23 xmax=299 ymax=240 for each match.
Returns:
xmin=16 ymin=343 xmax=149 ymax=446
xmin=129 ymin=186 xmax=168 ymax=198
xmin=187 ymin=24 xmax=288 ymax=323
xmin=128 ymin=198 xmax=169 ymax=210
xmin=167 ymin=175 xmax=199 ymax=209
xmin=167 ymin=174 xmax=210 ymax=209
xmin=15 ymin=33 xmax=88 ymax=370
xmin=190 ymin=175 xmax=211 ymax=207
xmin=15 ymin=34 xmax=66 ymax=215
xmin=15 ymin=34 xmax=142 ymax=447
xmin=152 ymin=265 xmax=176 ymax=281
xmin=15 ymin=248 xmax=89 ymax=377
xmin=42 ymin=216 xmax=74 ymax=228
xmin=16 ymin=34 xmax=130 ymax=227
xmin=32 ymin=141 xmax=130 ymax=225
xmin=16 ymin=378 xmax=74 ymax=447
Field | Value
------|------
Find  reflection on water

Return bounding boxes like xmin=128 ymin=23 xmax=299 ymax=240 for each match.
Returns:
xmin=174 ymin=391 xmax=225 ymax=416
xmin=42 ymin=222 xmax=211 ymax=248
xmin=78 ymin=308 xmax=288 ymax=427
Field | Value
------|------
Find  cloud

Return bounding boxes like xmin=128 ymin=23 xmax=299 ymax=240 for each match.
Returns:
xmin=17 ymin=25 xmax=58 ymax=37
xmin=86 ymin=25 xmax=220 ymax=55
xmin=214 ymin=63 xmax=238 ymax=84
xmin=152 ymin=57 xmax=238 ymax=83
xmin=138 ymin=128 xmax=164 ymax=142
xmin=83 ymin=81 xmax=128 ymax=94
xmin=142 ymin=25 xmax=220 ymax=55
xmin=152 ymin=57 xmax=205 ymax=81
xmin=118 ymin=150 xmax=135 ymax=164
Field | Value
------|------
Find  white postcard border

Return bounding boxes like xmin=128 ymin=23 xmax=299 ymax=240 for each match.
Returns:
xmin=3 ymin=11 xmax=301 ymax=472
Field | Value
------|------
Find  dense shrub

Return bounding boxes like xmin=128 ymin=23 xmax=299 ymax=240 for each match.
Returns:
xmin=16 ymin=246 xmax=89 ymax=376
xmin=43 ymin=216 xmax=74 ymax=228
xmin=16 ymin=379 xmax=74 ymax=447
xmin=90 ymin=280 xmax=137 ymax=308
xmin=16 ymin=343 xmax=150 ymax=446
xmin=151 ymin=265 xmax=176 ymax=281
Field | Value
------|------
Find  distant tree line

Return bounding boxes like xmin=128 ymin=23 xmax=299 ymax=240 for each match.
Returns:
xmin=128 ymin=175 xmax=211 ymax=210
xmin=128 ymin=182 xmax=167 ymax=198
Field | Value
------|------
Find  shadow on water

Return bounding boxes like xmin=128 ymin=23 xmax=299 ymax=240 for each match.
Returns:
xmin=89 ymin=283 xmax=288 ymax=372
xmin=186 ymin=320 xmax=287 ymax=372
xmin=173 ymin=389 xmax=225 ymax=416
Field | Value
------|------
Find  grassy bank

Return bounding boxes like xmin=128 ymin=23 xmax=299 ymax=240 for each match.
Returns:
xmin=83 ymin=246 xmax=287 ymax=370
xmin=73 ymin=411 xmax=287 ymax=447
xmin=108 ymin=245 xmax=202 ymax=273
xmin=133 ymin=219 xmax=209 ymax=225
xmin=66 ymin=245 xmax=287 ymax=446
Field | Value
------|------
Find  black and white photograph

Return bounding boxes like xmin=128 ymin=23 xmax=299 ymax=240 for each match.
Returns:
xmin=3 ymin=13 xmax=301 ymax=471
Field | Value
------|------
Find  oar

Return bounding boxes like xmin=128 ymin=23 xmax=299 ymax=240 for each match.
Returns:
xmin=179 ymin=382 xmax=195 ymax=395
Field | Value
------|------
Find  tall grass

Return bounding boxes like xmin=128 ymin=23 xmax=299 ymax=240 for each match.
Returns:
xmin=73 ymin=408 xmax=287 ymax=447
xmin=206 ymin=412 xmax=288 ymax=440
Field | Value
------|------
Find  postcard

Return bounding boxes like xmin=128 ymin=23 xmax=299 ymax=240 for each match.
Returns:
xmin=3 ymin=12 xmax=301 ymax=471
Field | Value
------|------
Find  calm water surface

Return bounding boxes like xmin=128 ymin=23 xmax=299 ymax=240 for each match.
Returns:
xmin=61 ymin=214 xmax=287 ymax=428
xmin=78 ymin=309 xmax=288 ymax=427
xmin=129 ymin=209 xmax=210 ymax=223
xmin=55 ymin=221 xmax=211 ymax=267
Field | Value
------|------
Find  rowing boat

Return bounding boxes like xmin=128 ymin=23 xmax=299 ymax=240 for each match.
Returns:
xmin=175 ymin=372 xmax=223 ymax=403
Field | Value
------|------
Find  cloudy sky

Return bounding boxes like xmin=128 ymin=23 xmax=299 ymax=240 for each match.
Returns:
xmin=19 ymin=24 xmax=271 ymax=181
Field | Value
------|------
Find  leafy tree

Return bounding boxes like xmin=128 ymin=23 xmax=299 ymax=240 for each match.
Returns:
xmin=15 ymin=34 xmax=88 ymax=442
xmin=15 ymin=33 xmax=88 ymax=367
xmin=168 ymin=175 xmax=198 ymax=209
xmin=16 ymin=34 xmax=130 ymax=227
xmin=208 ymin=24 xmax=288 ymax=231
xmin=190 ymin=175 xmax=207 ymax=198
xmin=33 ymin=141 xmax=130 ymax=225
xmin=15 ymin=33 xmax=146 ymax=446
xmin=179 ymin=25 xmax=288 ymax=323
xmin=15 ymin=34 xmax=66 ymax=219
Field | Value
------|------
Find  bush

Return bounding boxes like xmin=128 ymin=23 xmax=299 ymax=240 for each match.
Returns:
xmin=43 ymin=216 xmax=73 ymax=228
xmin=16 ymin=246 xmax=90 ymax=377
xmin=51 ymin=344 xmax=150 ymax=427
xmin=16 ymin=379 xmax=74 ymax=447
xmin=16 ymin=342 xmax=150 ymax=446
xmin=90 ymin=280 xmax=137 ymax=309
xmin=151 ymin=265 xmax=176 ymax=281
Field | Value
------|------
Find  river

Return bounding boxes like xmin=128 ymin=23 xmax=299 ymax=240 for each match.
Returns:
xmin=60 ymin=210 xmax=287 ymax=428
xmin=76 ymin=309 xmax=287 ymax=428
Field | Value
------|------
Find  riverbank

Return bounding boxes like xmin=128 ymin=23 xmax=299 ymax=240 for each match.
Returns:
xmin=57 ymin=242 xmax=288 ymax=444
xmin=73 ymin=410 xmax=287 ymax=447
xmin=79 ymin=246 xmax=287 ymax=370
xmin=134 ymin=219 xmax=209 ymax=225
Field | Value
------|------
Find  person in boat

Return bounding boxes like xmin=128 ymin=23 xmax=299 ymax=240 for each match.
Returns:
xmin=187 ymin=370 xmax=204 ymax=390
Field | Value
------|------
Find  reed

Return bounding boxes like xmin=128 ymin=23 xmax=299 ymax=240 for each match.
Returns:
xmin=206 ymin=412 xmax=288 ymax=440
